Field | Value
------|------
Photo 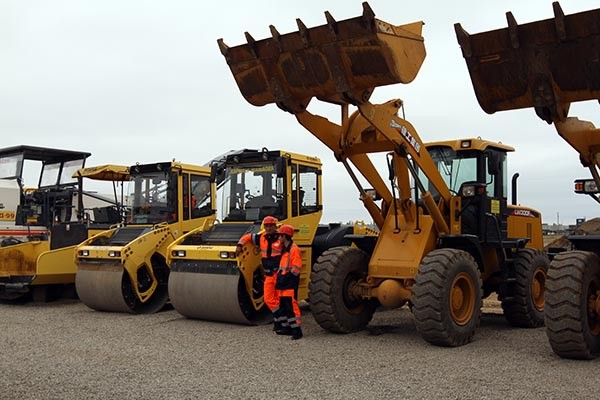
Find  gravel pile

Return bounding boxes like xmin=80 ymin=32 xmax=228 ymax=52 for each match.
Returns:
xmin=545 ymin=217 xmax=600 ymax=250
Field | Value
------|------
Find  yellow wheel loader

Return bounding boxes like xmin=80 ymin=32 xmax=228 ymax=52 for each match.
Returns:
xmin=218 ymin=2 xmax=547 ymax=346
xmin=0 ymin=146 xmax=127 ymax=301
xmin=455 ymin=3 xmax=600 ymax=358
xmin=75 ymin=161 xmax=216 ymax=314
xmin=167 ymin=148 xmax=377 ymax=325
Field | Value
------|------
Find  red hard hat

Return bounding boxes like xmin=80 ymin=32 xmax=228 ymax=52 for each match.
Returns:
xmin=278 ymin=224 xmax=295 ymax=238
xmin=263 ymin=216 xmax=277 ymax=225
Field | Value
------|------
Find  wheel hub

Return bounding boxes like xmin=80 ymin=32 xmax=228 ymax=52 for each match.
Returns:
xmin=531 ymin=267 xmax=546 ymax=312
xmin=450 ymin=272 xmax=475 ymax=326
xmin=588 ymin=285 xmax=600 ymax=336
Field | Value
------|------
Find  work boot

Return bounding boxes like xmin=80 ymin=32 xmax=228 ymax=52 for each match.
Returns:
xmin=272 ymin=309 xmax=282 ymax=331
xmin=291 ymin=327 xmax=303 ymax=340
xmin=276 ymin=326 xmax=292 ymax=335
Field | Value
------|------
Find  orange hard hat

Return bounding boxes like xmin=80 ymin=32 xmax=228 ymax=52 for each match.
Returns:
xmin=278 ymin=224 xmax=295 ymax=238
xmin=263 ymin=216 xmax=277 ymax=225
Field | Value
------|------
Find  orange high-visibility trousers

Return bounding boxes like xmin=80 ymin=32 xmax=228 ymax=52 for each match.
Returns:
xmin=264 ymin=274 xmax=279 ymax=311
xmin=277 ymin=288 xmax=301 ymax=327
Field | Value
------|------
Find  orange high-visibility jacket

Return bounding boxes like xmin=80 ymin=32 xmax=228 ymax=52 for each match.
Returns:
xmin=276 ymin=242 xmax=302 ymax=290
xmin=238 ymin=232 xmax=282 ymax=275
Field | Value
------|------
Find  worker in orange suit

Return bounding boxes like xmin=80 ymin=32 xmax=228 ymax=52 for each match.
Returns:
xmin=275 ymin=224 xmax=303 ymax=340
xmin=237 ymin=216 xmax=283 ymax=331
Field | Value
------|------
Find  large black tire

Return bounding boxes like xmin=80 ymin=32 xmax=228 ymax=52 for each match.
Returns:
xmin=501 ymin=248 xmax=549 ymax=328
xmin=545 ymin=251 xmax=600 ymax=359
xmin=412 ymin=248 xmax=482 ymax=347
xmin=309 ymin=246 xmax=376 ymax=333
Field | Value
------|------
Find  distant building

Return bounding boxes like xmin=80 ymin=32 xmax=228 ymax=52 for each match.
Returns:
xmin=542 ymin=221 xmax=581 ymax=235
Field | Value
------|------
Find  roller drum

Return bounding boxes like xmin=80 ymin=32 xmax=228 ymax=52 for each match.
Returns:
xmin=76 ymin=263 xmax=168 ymax=314
xmin=169 ymin=261 xmax=271 ymax=325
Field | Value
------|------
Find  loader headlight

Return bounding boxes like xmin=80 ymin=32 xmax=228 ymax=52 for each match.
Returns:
xmin=575 ymin=179 xmax=599 ymax=194
xmin=364 ymin=189 xmax=381 ymax=201
xmin=461 ymin=185 xmax=475 ymax=197
xmin=78 ymin=250 xmax=89 ymax=257
xmin=460 ymin=182 xmax=486 ymax=197
xmin=108 ymin=250 xmax=121 ymax=257
xmin=171 ymin=250 xmax=186 ymax=257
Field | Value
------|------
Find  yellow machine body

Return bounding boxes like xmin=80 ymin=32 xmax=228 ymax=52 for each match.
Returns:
xmin=166 ymin=150 xmax=375 ymax=324
xmin=220 ymin=3 xmax=547 ymax=344
xmin=0 ymin=161 xmax=128 ymax=301
xmin=456 ymin=3 xmax=600 ymax=358
xmin=75 ymin=161 xmax=217 ymax=314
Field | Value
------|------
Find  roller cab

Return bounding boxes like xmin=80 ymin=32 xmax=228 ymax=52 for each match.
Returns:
xmin=75 ymin=162 xmax=216 ymax=314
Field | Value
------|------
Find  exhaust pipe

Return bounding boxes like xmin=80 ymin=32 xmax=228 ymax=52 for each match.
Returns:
xmin=511 ymin=172 xmax=519 ymax=205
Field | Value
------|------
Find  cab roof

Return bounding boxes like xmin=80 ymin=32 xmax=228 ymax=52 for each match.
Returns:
xmin=129 ymin=161 xmax=212 ymax=176
xmin=72 ymin=164 xmax=130 ymax=181
xmin=210 ymin=148 xmax=321 ymax=167
xmin=0 ymin=145 xmax=91 ymax=162
xmin=425 ymin=138 xmax=515 ymax=152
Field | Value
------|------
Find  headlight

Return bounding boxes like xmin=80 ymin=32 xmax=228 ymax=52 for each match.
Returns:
xmin=108 ymin=250 xmax=121 ymax=257
xmin=171 ymin=250 xmax=186 ymax=257
xmin=78 ymin=250 xmax=89 ymax=257
xmin=219 ymin=251 xmax=237 ymax=259
xmin=461 ymin=185 xmax=475 ymax=197
xmin=575 ymin=179 xmax=599 ymax=194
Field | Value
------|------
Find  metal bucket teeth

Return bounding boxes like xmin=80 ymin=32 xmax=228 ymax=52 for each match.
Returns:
xmin=455 ymin=3 xmax=600 ymax=119
xmin=218 ymin=2 xmax=426 ymax=112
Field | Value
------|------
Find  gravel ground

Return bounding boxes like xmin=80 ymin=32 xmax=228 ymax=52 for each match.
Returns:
xmin=0 ymin=300 xmax=598 ymax=400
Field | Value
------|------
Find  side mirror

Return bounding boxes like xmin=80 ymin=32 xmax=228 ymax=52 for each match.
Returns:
xmin=487 ymin=152 xmax=502 ymax=176
xmin=210 ymin=164 xmax=218 ymax=183
xmin=275 ymin=157 xmax=287 ymax=178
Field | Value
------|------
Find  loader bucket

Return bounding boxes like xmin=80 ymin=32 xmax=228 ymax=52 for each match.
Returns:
xmin=455 ymin=2 xmax=600 ymax=122
xmin=217 ymin=2 xmax=426 ymax=113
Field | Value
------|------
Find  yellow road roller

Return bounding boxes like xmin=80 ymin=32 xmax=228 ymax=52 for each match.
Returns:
xmin=75 ymin=161 xmax=216 ymax=314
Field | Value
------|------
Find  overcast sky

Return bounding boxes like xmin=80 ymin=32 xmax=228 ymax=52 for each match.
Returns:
xmin=1 ymin=0 xmax=599 ymax=225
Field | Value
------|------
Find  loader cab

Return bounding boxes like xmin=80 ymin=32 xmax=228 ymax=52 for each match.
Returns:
xmin=423 ymin=138 xmax=513 ymax=243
